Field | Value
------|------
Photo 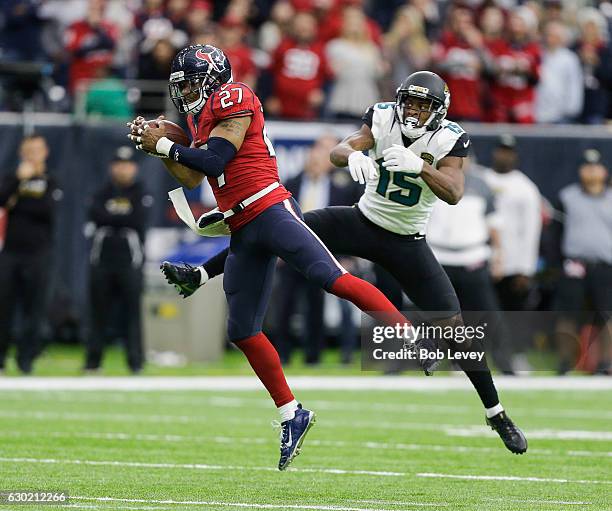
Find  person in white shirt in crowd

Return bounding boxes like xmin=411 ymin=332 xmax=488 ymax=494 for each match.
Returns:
xmin=535 ymin=20 xmax=584 ymax=123
xmin=428 ymin=154 xmax=514 ymax=373
xmin=481 ymin=135 xmax=542 ymax=370
xmin=325 ymin=6 xmax=386 ymax=119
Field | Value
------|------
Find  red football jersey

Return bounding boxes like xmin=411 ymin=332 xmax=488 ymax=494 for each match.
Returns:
xmin=186 ymin=82 xmax=291 ymax=231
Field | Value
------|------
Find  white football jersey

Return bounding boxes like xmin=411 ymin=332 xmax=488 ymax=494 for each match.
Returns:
xmin=357 ymin=102 xmax=469 ymax=235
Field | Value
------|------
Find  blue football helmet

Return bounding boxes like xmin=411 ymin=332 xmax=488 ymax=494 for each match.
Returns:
xmin=168 ymin=44 xmax=233 ymax=114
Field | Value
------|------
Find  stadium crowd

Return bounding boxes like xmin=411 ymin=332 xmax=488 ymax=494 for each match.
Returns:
xmin=2 ymin=0 xmax=612 ymax=123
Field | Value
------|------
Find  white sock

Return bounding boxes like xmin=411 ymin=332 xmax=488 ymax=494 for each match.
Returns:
xmin=485 ymin=403 xmax=504 ymax=418
xmin=197 ymin=266 xmax=209 ymax=285
xmin=278 ymin=399 xmax=299 ymax=422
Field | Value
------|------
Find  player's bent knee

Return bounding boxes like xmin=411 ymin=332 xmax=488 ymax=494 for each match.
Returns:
xmin=306 ymin=262 xmax=343 ymax=291
xmin=432 ymin=314 xmax=473 ymax=350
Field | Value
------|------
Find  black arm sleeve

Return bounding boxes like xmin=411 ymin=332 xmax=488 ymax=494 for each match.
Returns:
xmin=445 ymin=132 xmax=470 ymax=158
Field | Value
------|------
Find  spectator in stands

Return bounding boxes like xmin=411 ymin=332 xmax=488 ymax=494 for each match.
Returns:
xmin=481 ymin=134 xmax=542 ymax=369
xmin=166 ymin=0 xmax=191 ymax=33
xmin=553 ymin=149 xmax=612 ymax=374
xmin=85 ymin=146 xmax=152 ymax=374
xmin=319 ymin=0 xmax=382 ymax=46
xmin=0 ymin=135 xmax=62 ymax=374
xmin=433 ymin=6 xmax=486 ymax=121
xmin=258 ymin=0 xmax=295 ymax=53
xmin=382 ymin=6 xmax=431 ymax=99
xmin=83 ymin=64 xmax=133 ymax=119
xmin=138 ymin=38 xmax=176 ymax=81
xmin=267 ymin=11 xmax=329 ymax=119
xmin=535 ymin=21 xmax=583 ymax=123
xmin=325 ymin=5 xmax=385 ymax=119
xmin=404 ymin=0 xmax=441 ymax=39
xmin=134 ymin=0 xmax=165 ymax=30
xmin=64 ymin=0 xmax=118 ymax=93
xmin=218 ymin=17 xmax=257 ymax=88
xmin=487 ymin=6 xmax=541 ymax=123
xmin=186 ymin=1 xmax=213 ymax=37
xmin=0 ymin=0 xmax=46 ymax=61
xmin=575 ymin=7 xmax=612 ymax=124
xmin=271 ymin=134 xmax=362 ymax=364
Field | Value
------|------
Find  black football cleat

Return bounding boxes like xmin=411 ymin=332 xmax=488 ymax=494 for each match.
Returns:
xmin=277 ymin=404 xmax=316 ymax=471
xmin=412 ymin=337 xmax=442 ymax=376
xmin=160 ymin=261 xmax=203 ymax=298
xmin=486 ymin=411 xmax=528 ymax=454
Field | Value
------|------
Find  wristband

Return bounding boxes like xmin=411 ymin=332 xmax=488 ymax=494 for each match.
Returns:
xmin=156 ymin=137 xmax=175 ymax=157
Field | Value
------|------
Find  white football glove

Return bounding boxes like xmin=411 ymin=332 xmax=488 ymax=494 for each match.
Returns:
xmin=347 ymin=151 xmax=378 ymax=184
xmin=382 ymin=144 xmax=424 ymax=174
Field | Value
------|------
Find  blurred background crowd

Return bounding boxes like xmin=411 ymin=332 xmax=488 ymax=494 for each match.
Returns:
xmin=3 ymin=0 xmax=612 ymax=123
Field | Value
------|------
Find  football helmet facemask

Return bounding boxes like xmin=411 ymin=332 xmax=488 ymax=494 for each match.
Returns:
xmin=395 ymin=71 xmax=450 ymax=138
xmin=168 ymin=44 xmax=233 ymax=114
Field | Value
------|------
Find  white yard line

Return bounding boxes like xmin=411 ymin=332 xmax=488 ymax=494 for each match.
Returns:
xmin=65 ymin=505 xmax=174 ymax=510
xmin=0 ymin=457 xmax=406 ymax=477
xmin=2 ymin=430 xmax=611 ymax=459
xmin=485 ymin=497 xmax=592 ymax=506
xmin=0 ymin=457 xmax=609 ymax=486
xmin=0 ymin=376 xmax=611 ymax=391
xmin=444 ymin=426 xmax=612 ymax=441
xmin=71 ymin=496 xmax=422 ymax=511
xmin=3 ymin=392 xmax=611 ymax=421
xmin=416 ymin=472 xmax=612 ymax=485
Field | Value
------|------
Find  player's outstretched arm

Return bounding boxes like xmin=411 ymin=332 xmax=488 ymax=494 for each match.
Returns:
xmin=421 ymin=155 xmax=465 ymax=205
xmin=142 ymin=116 xmax=252 ymax=181
xmin=330 ymin=124 xmax=377 ymax=184
xmin=330 ymin=124 xmax=375 ymax=167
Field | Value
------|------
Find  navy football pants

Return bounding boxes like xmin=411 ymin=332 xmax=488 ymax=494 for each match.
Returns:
xmin=224 ymin=198 xmax=345 ymax=341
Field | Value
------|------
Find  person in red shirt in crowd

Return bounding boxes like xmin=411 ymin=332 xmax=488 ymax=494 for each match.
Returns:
xmin=433 ymin=6 xmax=486 ymax=121
xmin=486 ymin=6 xmax=541 ymax=124
xmin=316 ymin=0 xmax=382 ymax=46
xmin=267 ymin=10 xmax=330 ymax=119
xmin=219 ymin=17 xmax=257 ymax=89
xmin=64 ymin=0 xmax=119 ymax=93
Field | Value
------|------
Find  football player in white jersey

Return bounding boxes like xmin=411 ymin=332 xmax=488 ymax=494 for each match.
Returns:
xmin=162 ymin=71 xmax=527 ymax=455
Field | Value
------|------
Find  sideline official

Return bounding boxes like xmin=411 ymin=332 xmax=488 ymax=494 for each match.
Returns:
xmin=85 ymin=146 xmax=152 ymax=373
xmin=0 ymin=134 xmax=62 ymax=374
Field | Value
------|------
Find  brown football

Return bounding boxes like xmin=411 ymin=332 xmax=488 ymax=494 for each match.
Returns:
xmin=146 ymin=119 xmax=191 ymax=146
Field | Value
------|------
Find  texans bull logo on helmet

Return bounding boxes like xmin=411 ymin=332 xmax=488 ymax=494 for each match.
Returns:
xmin=195 ymin=47 xmax=227 ymax=73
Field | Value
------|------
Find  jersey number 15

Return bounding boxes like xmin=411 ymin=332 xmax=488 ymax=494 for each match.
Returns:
xmin=375 ymin=160 xmax=422 ymax=207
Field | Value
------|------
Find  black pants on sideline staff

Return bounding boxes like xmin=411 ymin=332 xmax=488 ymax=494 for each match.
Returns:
xmin=86 ymin=264 xmax=143 ymax=372
xmin=0 ymin=250 xmax=49 ymax=373
xmin=444 ymin=263 xmax=515 ymax=373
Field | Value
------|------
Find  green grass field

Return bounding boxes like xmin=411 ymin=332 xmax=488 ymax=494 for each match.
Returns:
xmin=0 ymin=383 xmax=610 ymax=511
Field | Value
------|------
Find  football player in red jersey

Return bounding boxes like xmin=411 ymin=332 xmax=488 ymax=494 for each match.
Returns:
xmin=127 ymin=45 xmax=420 ymax=470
